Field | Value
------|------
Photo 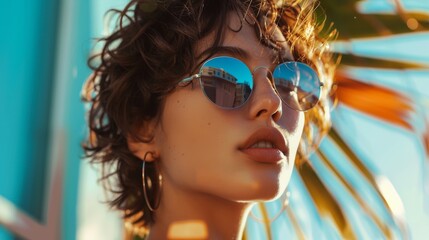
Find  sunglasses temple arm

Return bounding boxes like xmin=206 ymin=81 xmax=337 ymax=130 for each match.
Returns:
xmin=180 ymin=74 xmax=200 ymax=84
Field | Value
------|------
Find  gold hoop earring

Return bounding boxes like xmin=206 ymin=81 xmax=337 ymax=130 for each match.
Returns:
xmin=249 ymin=191 xmax=290 ymax=223
xmin=142 ymin=152 xmax=162 ymax=212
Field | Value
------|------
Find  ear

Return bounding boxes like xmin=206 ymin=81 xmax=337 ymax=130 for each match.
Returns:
xmin=127 ymin=118 xmax=160 ymax=162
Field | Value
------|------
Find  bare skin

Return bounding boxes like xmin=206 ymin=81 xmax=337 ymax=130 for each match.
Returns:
xmin=128 ymin=12 xmax=304 ymax=240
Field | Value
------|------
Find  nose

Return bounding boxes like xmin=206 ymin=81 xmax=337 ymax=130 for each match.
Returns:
xmin=248 ymin=67 xmax=282 ymax=122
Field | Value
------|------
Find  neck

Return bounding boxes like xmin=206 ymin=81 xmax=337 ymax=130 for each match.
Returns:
xmin=146 ymin=180 xmax=253 ymax=240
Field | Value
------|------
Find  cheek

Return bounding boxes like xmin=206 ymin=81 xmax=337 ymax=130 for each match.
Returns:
xmin=279 ymin=104 xmax=304 ymax=133
xmin=156 ymin=89 xmax=234 ymax=189
xmin=278 ymin=106 xmax=305 ymax=161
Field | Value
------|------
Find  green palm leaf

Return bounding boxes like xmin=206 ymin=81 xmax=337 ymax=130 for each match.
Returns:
xmin=316 ymin=0 xmax=429 ymax=39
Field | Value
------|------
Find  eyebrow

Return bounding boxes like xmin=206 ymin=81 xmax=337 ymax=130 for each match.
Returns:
xmin=199 ymin=45 xmax=293 ymax=64
xmin=213 ymin=46 xmax=250 ymax=59
xmin=198 ymin=46 xmax=249 ymax=61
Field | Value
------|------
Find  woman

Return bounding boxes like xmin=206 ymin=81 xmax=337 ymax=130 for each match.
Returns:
xmin=83 ymin=0 xmax=335 ymax=238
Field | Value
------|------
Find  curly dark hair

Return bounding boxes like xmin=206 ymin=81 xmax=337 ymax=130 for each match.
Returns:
xmin=82 ymin=0 xmax=337 ymax=233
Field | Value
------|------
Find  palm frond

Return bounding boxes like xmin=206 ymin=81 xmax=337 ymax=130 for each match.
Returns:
xmin=298 ymin=161 xmax=355 ymax=238
xmin=334 ymin=71 xmax=414 ymax=130
xmin=339 ymin=54 xmax=426 ymax=69
xmin=317 ymin=0 xmax=429 ymax=39
xmin=317 ymin=148 xmax=392 ymax=235
xmin=327 ymin=129 xmax=408 ymax=234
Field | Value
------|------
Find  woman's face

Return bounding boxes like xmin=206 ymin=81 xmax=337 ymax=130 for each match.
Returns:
xmin=152 ymin=13 xmax=304 ymax=202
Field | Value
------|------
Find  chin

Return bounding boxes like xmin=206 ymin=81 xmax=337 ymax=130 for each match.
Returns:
xmin=254 ymin=179 xmax=289 ymax=202
xmin=208 ymin=159 xmax=294 ymax=203
xmin=227 ymin=171 xmax=292 ymax=203
xmin=252 ymin=163 xmax=293 ymax=201
xmin=231 ymin=185 xmax=287 ymax=203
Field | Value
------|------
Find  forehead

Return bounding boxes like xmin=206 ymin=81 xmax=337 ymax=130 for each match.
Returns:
xmin=195 ymin=11 xmax=293 ymax=63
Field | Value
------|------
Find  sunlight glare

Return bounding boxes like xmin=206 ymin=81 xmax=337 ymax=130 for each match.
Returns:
xmin=406 ymin=18 xmax=418 ymax=30
xmin=376 ymin=176 xmax=405 ymax=217
xmin=0 ymin=196 xmax=19 ymax=225
xmin=167 ymin=220 xmax=208 ymax=239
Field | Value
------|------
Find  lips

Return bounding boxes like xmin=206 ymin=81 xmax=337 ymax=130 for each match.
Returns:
xmin=238 ymin=128 xmax=289 ymax=163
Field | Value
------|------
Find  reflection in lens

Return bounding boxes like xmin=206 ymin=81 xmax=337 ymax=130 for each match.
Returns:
xmin=273 ymin=62 xmax=321 ymax=111
xmin=199 ymin=57 xmax=253 ymax=108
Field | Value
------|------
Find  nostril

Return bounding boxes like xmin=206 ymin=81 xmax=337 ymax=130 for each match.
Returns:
xmin=256 ymin=108 xmax=281 ymax=121
xmin=256 ymin=109 xmax=268 ymax=118
xmin=272 ymin=109 xmax=282 ymax=122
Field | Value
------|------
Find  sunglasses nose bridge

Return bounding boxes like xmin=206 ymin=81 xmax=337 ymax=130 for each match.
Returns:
xmin=252 ymin=65 xmax=278 ymax=93
xmin=252 ymin=65 xmax=272 ymax=75
xmin=248 ymin=65 xmax=283 ymax=122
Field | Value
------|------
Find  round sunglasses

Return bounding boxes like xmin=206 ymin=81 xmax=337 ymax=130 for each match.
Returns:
xmin=180 ymin=56 xmax=324 ymax=111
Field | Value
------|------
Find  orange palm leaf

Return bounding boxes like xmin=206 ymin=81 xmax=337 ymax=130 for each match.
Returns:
xmin=334 ymin=71 xmax=414 ymax=130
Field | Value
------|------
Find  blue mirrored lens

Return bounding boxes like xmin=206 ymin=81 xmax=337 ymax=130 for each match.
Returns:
xmin=200 ymin=56 xmax=253 ymax=108
xmin=273 ymin=62 xmax=321 ymax=111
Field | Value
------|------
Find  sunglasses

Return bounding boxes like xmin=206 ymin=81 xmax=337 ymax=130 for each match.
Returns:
xmin=180 ymin=56 xmax=324 ymax=111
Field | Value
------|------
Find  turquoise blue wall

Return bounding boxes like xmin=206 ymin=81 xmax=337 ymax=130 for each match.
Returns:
xmin=0 ymin=0 xmax=90 ymax=239
xmin=0 ymin=0 xmax=58 ymax=219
